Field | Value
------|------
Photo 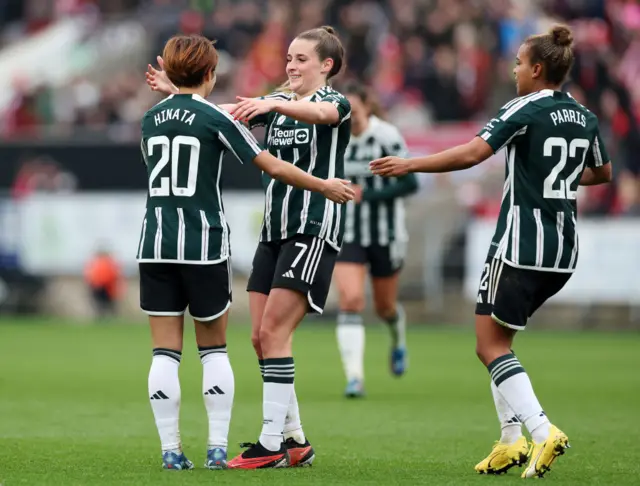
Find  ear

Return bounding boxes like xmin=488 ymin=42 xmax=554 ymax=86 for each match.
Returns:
xmin=321 ymin=57 xmax=334 ymax=75
xmin=531 ymin=62 xmax=543 ymax=80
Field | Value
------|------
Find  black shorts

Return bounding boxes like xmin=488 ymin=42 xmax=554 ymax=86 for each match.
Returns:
xmin=475 ymin=255 xmax=571 ymax=330
xmin=139 ymin=260 xmax=232 ymax=321
xmin=337 ymin=242 xmax=405 ymax=278
xmin=246 ymin=234 xmax=338 ymax=314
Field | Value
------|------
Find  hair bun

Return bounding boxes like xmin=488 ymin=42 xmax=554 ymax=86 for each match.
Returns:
xmin=321 ymin=25 xmax=337 ymax=35
xmin=551 ymin=25 xmax=573 ymax=47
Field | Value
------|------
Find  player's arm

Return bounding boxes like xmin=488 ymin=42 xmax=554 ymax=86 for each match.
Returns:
xmin=252 ymin=152 xmax=354 ymax=203
xmin=371 ymin=104 xmax=525 ymax=177
xmin=217 ymin=116 xmax=354 ymax=203
xmin=232 ymin=92 xmax=350 ymax=126
xmin=580 ymin=125 xmax=612 ymax=186
xmin=370 ymin=137 xmax=494 ymax=176
xmin=580 ymin=164 xmax=612 ymax=185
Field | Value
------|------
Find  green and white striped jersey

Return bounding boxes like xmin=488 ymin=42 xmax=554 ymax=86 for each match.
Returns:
xmin=138 ymin=94 xmax=263 ymax=264
xmin=251 ymin=87 xmax=352 ymax=250
xmin=478 ymin=89 xmax=610 ymax=273
xmin=343 ymin=116 xmax=418 ymax=246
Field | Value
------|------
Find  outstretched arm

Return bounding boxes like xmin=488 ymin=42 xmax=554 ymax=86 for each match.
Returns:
xmin=231 ymin=97 xmax=341 ymax=125
xmin=370 ymin=137 xmax=494 ymax=177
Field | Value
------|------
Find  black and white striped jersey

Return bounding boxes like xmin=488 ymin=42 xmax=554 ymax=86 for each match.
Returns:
xmin=343 ymin=116 xmax=418 ymax=247
xmin=477 ymin=90 xmax=610 ymax=272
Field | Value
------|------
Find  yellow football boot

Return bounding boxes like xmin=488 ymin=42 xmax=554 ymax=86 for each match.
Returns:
xmin=474 ymin=436 xmax=529 ymax=474
xmin=521 ymin=424 xmax=570 ymax=478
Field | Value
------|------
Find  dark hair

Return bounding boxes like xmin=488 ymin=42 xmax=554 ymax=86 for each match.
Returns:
xmin=162 ymin=34 xmax=219 ymax=88
xmin=524 ymin=25 xmax=574 ymax=85
xmin=296 ymin=25 xmax=345 ymax=81
xmin=342 ymin=81 xmax=385 ymax=119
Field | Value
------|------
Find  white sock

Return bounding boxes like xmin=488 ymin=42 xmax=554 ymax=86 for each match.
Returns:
xmin=384 ymin=304 xmax=406 ymax=348
xmin=490 ymin=381 xmax=523 ymax=444
xmin=336 ymin=312 xmax=365 ymax=382
xmin=148 ymin=349 xmax=182 ymax=452
xmin=200 ymin=345 xmax=234 ymax=449
xmin=488 ymin=353 xmax=550 ymax=443
xmin=284 ymin=386 xmax=306 ymax=444
xmin=259 ymin=358 xmax=294 ymax=452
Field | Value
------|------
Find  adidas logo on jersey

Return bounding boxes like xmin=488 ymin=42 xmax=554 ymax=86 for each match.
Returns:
xmin=282 ymin=270 xmax=295 ymax=278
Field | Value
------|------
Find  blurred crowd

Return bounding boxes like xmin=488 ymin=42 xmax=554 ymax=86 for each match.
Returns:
xmin=1 ymin=0 xmax=640 ymax=214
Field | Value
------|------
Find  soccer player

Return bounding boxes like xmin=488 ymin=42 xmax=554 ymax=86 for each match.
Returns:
xmin=146 ymin=26 xmax=352 ymax=469
xmin=333 ymin=82 xmax=418 ymax=398
xmin=226 ymin=25 xmax=352 ymax=469
xmin=139 ymin=34 xmax=353 ymax=471
xmin=370 ymin=25 xmax=612 ymax=479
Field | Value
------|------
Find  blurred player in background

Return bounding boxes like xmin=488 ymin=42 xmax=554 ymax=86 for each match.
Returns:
xmin=139 ymin=34 xmax=353 ymax=471
xmin=333 ymin=82 xmax=418 ymax=398
xmin=371 ymin=25 xmax=612 ymax=479
xmin=146 ymin=26 xmax=353 ymax=469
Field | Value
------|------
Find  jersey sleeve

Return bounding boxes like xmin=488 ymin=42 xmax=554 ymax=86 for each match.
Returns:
xmin=585 ymin=122 xmax=610 ymax=168
xmin=379 ymin=124 xmax=409 ymax=158
xmin=477 ymin=98 xmax=530 ymax=153
xmin=217 ymin=116 xmax=264 ymax=164
xmin=318 ymin=90 xmax=351 ymax=126
xmin=248 ymin=91 xmax=292 ymax=129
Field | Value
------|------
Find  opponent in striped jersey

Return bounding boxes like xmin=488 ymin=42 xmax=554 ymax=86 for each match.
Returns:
xmin=333 ymin=83 xmax=418 ymax=398
xmin=371 ymin=25 xmax=612 ymax=479
xmin=139 ymin=34 xmax=353 ymax=472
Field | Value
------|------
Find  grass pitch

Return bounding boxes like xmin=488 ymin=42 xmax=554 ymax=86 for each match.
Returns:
xmin=0 ymin=318 xmax=639 ymax=485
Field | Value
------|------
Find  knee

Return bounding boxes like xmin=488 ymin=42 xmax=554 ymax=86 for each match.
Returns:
xmin=258 ymin=318 xmax=279 ymax=354
xmin=340 ymin=294 xmax=365 ymax=313
xmin=475 ymin=341 xmax=508 ymax=367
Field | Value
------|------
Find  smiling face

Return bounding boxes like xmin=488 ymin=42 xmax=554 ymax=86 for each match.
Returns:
xmin=286 ymin=38 xmax=333 ymax=96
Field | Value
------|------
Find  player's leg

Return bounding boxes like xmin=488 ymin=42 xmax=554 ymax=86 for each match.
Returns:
xmin=369 ymin=243 xmax=407 ymax=376
xmin=230 ymin=236 xmax=334 ymax=469
xmin=475 ymin=258 xmax=571 ymax=477
xmin=140 ymin=263 xmax=193 ymax=470
xmin=473 ymin=257 xmax=527 ymax=474
xmin=185 ymin=261 xmax=234 ymax=470
xmin=517 ymin=271 xmax=572 ymax=479
xmin=334 ymin=243 xmax=367 ymax=397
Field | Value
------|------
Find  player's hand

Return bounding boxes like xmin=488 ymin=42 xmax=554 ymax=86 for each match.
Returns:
xmin=230 ymin=97 xmax=274 ymax=122
xmin=145 ymin=56 xmax=178 ymax=95
xmin=321 ymin=179 xmax=355 ymax=204
xmin=370 ymin=156 xmax=411 ymax=177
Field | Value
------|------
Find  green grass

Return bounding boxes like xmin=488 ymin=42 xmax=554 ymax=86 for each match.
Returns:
xmin=0 ymin=319 xmax=639 ymax=485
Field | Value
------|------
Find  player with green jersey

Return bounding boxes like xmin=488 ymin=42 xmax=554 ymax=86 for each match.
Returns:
xmin=146 ymin=26 xmax=352 ymax=468
xmin=371 ymin=25 xmax=612 ymax=479
xmin=225 ymin=26 xmax=352 ymax=469
xmin=139 ymin=34 xmax=353 ymax=472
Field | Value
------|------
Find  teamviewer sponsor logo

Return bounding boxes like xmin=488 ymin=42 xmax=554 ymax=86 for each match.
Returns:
xmin=294 ymin=128 xmax=309 ymax=144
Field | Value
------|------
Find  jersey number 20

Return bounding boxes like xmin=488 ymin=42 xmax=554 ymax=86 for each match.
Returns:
xmin=146 ymin=135 xmax=200 ymax=197
xmin=543 ymin=137 xmax=589 ymax=200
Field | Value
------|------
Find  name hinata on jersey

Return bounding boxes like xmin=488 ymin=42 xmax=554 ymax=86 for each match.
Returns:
xmin=154 ymin=108 xmax=196 ymax=126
